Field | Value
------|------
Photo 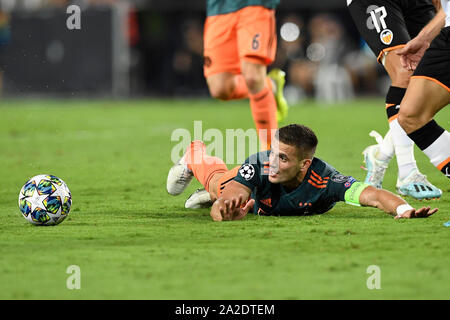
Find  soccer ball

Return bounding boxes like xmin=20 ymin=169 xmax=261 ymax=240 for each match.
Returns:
xmin=18 ymin=174 xmax=72 ymax=226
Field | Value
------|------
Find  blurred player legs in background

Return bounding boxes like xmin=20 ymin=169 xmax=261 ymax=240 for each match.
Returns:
xmin=348 ymin=0 xmax=442 ymax=200
xmin=203 ymin=2 xmax=289 ymax=151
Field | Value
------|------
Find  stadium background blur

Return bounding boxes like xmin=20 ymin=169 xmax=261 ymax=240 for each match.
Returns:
xmin=0 ymin=0 xmax=388 ymax=103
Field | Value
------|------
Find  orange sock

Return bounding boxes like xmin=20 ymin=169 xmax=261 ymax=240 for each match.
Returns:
xmin=249 ymin=85 xmax=277 ymax=150
xmin=229 ymin=74 xmax=249 ymax=100
xmin=185 ymin=141 xmax=228 ymax=192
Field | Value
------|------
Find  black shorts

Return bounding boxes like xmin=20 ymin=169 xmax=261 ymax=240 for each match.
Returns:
xmin=348 ymin=0 xmax=436 ymax=63
xmin=413 ymin=26 xmax=450 ymax=92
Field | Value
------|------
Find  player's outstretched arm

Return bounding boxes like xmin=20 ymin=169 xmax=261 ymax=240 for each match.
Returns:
xmin=210 ymin=181 xmax=254 ymax=221
xmin=359 ymin=186 xmax=438 ymax=219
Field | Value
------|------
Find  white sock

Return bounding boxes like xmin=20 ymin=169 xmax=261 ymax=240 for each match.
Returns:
xmin=390 ymin=119 xmax=418 ymax=180
xmin=376 ymin=130 xmax=394 ymax=162
xmin=423 ymin=130 xmax=450 ymax=168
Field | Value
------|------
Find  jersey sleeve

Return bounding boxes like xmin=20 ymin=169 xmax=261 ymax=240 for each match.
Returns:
xmin=322 ymin=172 xmax=359 ymax=203
xmin=233 ymin=153 xmax=263 ymax=191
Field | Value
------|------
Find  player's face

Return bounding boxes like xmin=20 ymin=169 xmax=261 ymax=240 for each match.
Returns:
xmin=268 ymin=139 xmax=305 ymax=185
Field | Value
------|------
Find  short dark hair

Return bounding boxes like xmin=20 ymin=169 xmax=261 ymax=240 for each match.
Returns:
xmin=275 ymin=124 xmax=318 ymax=159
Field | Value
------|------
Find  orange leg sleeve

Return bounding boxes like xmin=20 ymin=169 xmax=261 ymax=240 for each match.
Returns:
xmin=249 ymin=85 xmax=277 ymax=150
xmin=185 ymin=141 xmax=228 ymax=192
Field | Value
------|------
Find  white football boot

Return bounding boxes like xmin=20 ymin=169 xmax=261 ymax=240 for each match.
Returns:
xmin=362 ymin=144 xmax=389 ymax=189
xmin=396 ymin=170 xmax=442 ymax=200
xmin=166 ymin=152 xmax=194 ymax=196
xmin=185 ymin=188 xmax=213 ymax=209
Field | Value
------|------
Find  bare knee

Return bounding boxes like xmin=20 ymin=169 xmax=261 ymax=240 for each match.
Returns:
xmin=241 ymin=62 xmax=266 ymax=94
xmin=384 ymin=52 xmax=413 ymax=88
xmin=390 ymin=66 xmax=412 ymax=88
xmin=206 ymin=73 xmax=236 ymax=100
xmin=208 ymin=82 xmax=233 ymax=100
xmin=243 ymin=75 xmax=265 ymax=93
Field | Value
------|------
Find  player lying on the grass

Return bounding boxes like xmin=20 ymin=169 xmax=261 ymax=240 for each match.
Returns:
xmin=167 ymin=124 xmax=438 ymax=221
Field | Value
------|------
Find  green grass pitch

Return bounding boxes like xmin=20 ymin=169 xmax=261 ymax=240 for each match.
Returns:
xmin=0 ymin=98 xmax=448 ymax=300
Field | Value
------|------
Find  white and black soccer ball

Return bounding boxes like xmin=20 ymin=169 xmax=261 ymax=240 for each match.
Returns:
xmin=239 ymin=164 xmax=255 ymax=181
xmin=18 ymin=174 xmax=72 ymax=226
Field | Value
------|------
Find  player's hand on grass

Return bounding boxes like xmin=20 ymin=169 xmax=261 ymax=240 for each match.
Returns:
xmin=210 ymin=195 xmax=255 ymax=221
xmin=395 ymin=206 xmax=438 ymax=219
xmin=396 ymin=37 xmax=430 ymax=71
